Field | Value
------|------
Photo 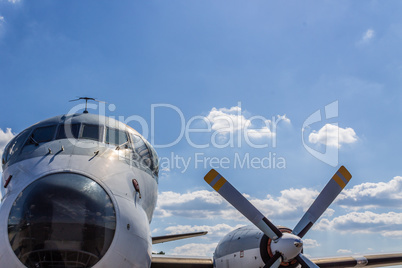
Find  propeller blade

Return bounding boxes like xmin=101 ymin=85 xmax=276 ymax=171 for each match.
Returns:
xmin=292 ymin=166 xmax=352 ymax=238
xmin=204 ymin=169 xmax=282 ymax=240
xmin=264 ymin=252 xmax=282 ymax=268
xmin=296 ymin=253 xmax=319 ymax=268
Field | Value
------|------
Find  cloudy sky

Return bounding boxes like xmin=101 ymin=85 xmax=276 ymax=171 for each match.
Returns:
xmin=1 ymin=0 xmax=402 ymax=259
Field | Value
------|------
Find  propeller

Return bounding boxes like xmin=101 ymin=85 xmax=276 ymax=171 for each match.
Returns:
xmin=264 ymin=252 xmax=282 ymax=268
xmin=204 ymin=166 xmax=352 ymax=268
xmin=292 ymin=166 xmax=351 ymax=238
xmin=204 ymin=169 xmax=282 ymax=240
xmin=296 ymin=253 xmax=320 ymax=268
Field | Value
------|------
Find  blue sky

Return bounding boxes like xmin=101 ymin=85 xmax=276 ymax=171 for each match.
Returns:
xmin=1 ymin=0 xmax=402 ymax=259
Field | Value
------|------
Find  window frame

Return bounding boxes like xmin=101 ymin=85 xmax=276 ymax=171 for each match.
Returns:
xmin=2 ymin=129 xmax=30 ymax=166
xmin=105 ymin=127 xmax=129 ymax=147
xmin=80 ymin=124 xmax=104 ymax=142
xmin=26 ymin=125 xmax=58 ymax=146
xmin=129 ymin=133 xmax=159 ymax=176
xmin=56 ymin=123 xmax=81 ymax=140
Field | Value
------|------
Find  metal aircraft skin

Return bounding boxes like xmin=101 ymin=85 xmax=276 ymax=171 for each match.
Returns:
xmin=1 ymin=110 xmax=402 ymax=268
xmin=1 ymin=113 xmax=159 ymax=267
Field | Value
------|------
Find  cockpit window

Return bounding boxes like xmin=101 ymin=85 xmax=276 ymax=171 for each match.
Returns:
xmin=130 ymin=134 xmax=159 ymax=177
xmin=27 ymin=125 xmax=57 ymax=145
xmin=143 ymin=138 xmax=159 ymax=177
xmin=105 ymin=127 xmax=128 ymax=146
xmin=56 ymin=124 xmax=80 ymax=140
xmin=2 ymin=120 xmax=159 ymax=179
xmin=81 ymin=124 xmax=102 ymax=141
xmin=2 ymin=129 xmax=29 ymax=165
xmin=131 ymin=134 xmax=151 ymax=164
xmin=148 ymin=140 xmax=159 ymax=176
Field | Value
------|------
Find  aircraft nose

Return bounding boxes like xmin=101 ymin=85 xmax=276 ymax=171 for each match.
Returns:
xmin=8 ymin=173 xmax=116 ymax=268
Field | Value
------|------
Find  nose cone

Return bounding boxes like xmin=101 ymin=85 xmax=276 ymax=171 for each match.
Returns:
xmin=270 ymin=233 xmax=303 ymax=262
xmin=8 ymin=173 xmax=116 ymax=268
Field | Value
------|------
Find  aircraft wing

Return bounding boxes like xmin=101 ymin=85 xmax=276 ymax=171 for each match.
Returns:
xmin=152 ymin=231 xmax=208 ymax=244
xmin=151 ymin=255 xmax=213 ymax=268
xmin=151 ymin=252 xmax=402 ymax=267
xmin=312 ymin=252 xmax=402 ymax=267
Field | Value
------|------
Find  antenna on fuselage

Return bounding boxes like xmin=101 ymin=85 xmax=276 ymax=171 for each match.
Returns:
xmin=69 ymin=97 xmax=105 ymax=113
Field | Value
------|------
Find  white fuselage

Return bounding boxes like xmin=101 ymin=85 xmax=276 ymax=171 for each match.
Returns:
xmin=213 ymin=225 xmax=301 ymax=268
xmin=0 ymin=114 xmax=159 ymax=268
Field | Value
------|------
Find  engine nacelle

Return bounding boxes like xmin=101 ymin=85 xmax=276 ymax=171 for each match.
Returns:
xmin=213 ymin=225 xmax=300 ymax=268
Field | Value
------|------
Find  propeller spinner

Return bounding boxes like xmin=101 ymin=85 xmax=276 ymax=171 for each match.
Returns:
xmin=204 ymin=166 xmax=352 ymax=268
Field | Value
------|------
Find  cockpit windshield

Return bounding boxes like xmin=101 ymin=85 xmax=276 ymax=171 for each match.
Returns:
xmin=105 ymin=127 xmax=128 ymax=146
xmin=81 ymin=124 xmax=102 ymax=142
xmin=130 ymin=134 xmax=159 ymax=177
xmin=56 ymin=124 xmax=80 ymax=140
xmin=2 ymin=129 xmax=30 ymax=165
xmin=27 ymin=125 xmax=57 ymax=145
xmin=2 ymin=118 xmax=159 ymax=178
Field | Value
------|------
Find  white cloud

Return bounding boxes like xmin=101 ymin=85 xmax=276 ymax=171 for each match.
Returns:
xmin=308 ymin=124 xmax=357 ymax=148
xmin=154 ymin=190 xmax=226 ymax=218
xmin=337 ymin=176 xmax=402 ymax=209
xmin=156 ymin=177 xmax=402 ymax=239
xmin=157 ymin=190 xmax=222 ymax=207
xmin=382 ymin=231 xmax=402 ymax=238
xmin=322 ymin=208 xmax=335 ymax=218
xmin=356 ymin=29 xmax=375 ymax=46
xmin=0 ymin=16 xmax=4 ymax=23
xmin=315 ymin=211 xmax=402 ymax=238
xmin=314 ymin=177 xmax=402 ymax=237
xmin=277 ymin=114 xmax=291 ymax=124
xmin=171 ymin=243 xmax=218 ymax=257
xmin=337 ymin=249 xmax=352 ymax=254
xmin=7 ymin=0 xmax=21 ymax=3
xmin=205 ymin=106 xmax=290 ymax=140
xmin=164 ymin=223 xmax=244 ymax=239
xmin=0 ymin=128 xmax=15 ymax=157
xmin=362 ymin=29 xmax=375 ymax=42
xmin=303 ymin=239 xmax=320 ymax=249
xmin=249 ymin=188 xmax=319 ymax=220
xmin=154 ymin=187 xmax=319 ymax=221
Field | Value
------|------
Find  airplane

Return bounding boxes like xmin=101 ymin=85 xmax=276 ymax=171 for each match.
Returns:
xmin=1 ymin=102 xmax=401 ymax=267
